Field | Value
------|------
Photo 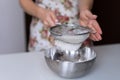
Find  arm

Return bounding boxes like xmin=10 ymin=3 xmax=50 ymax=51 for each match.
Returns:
xmin=19 ymin=0 xmax=43 ymax=19
xmin=79 ymin=0 xmax=93 ymax=11
xmin=19 ymin=0 xmax=57 ymax=26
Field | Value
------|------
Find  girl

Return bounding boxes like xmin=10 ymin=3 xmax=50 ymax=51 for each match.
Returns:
xmin=19 ymin=0 xmax=102 ymax=51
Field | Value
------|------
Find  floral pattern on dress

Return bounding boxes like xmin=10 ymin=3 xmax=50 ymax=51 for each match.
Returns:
xmin=29 ymin=0 xmax=79 ymax=51
xmin=62 ymin=0 xmax=73 ymax=9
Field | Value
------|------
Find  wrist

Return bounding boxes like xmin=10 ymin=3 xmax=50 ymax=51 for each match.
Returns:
xmin=79 ymin=8 xmax=91 ymax=14
xmin=79 ymin=6 xmax=91 ymax=12
xmin=36 ymin=6 xmax=44 ymax=19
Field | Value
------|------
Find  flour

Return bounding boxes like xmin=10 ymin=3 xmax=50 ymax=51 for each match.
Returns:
xmin=55 ymin=33 xmax=89 ymax=44
xmin=55 ymin=40 xmax=82 ymax=51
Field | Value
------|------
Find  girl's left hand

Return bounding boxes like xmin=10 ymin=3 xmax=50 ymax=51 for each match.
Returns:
xmin=79 ymin=9 xmax=102 ymax=41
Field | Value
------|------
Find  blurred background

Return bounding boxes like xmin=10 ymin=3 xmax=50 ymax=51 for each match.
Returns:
xmin=0 ymin=0 xmax=120 ymax=53
xmin=0 ymin=0 xmax=26 ymax=54
xmin=92 ymin=0 xmax=120 ymax=45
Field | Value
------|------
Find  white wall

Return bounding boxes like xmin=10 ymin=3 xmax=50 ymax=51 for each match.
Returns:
xmin=0 ymin=0 xmax=26 ymax=53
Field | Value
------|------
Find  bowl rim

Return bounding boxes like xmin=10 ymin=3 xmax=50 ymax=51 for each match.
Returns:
xmin=45 ymin=51 xmax=96 ymax=63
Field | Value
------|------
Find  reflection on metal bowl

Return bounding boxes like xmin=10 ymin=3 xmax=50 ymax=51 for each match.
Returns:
xmin=44 ymin=47 xmax=96 ymax=79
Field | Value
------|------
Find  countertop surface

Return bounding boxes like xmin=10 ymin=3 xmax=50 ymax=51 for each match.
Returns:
xmin=0 ymin=44 xmax=120 ymax=80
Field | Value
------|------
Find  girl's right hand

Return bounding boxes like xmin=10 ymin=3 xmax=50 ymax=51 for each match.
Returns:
xmin=38 ymin=7 xmax=58 ymax=27
xmin=38 ymin=8 xmax=57 ymax=45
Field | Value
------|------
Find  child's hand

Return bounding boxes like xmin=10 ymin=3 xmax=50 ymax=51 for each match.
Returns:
xmin=38 ymin=7 xmax=57 ymax=27
xmin=79 ymin=10 xmax=102 ymax=41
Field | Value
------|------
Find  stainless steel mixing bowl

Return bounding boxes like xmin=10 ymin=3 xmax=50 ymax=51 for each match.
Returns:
xmin=44 ymin=47 xmax=96 ymax=79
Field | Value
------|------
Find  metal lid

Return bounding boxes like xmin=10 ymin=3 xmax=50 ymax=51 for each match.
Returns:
xmin=50 ymin=23 xmax=91 ymax=36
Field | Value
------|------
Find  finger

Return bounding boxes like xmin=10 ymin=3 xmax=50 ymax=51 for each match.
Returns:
xmin=88 ymin=21 xmax=102 ymax=41
xmin=46 ymin=16 xmax=55 ymax=27
xmin=93 ymin=15 xmax=97 ymax=19
xmin=86 ymin=11 xmax=97 ymax=20
xmin=50 ymin=13 xmax=58 ymax=26
xmin=79 ymin=20 xmax=88 ymax=27
xmin=90 ymin=34 xmax=98 ymax=41
xmin=88 ymin=20 xmax=102 ymax=34
xmin=79 ymin=14 xmax=89 ymax=25
xmin=90 ymin=33 xmax=102 ymax=41
xmin=92 ymin=20 xmax=102 ymax=34
xmin=93 ymin=32 xmax=102 ymax=41
xmin=43 ymin=21 xmax=49 ymax=27
xmin=95 ymin=33 xmax=102 ymax=41
xmin=80 ymin=13 xmax=89 ymax=21
xmin=88 ymin=21 xmax=96 ymax=33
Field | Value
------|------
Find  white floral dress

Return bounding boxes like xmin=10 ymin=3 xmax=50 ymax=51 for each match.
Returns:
xmin=29 ymin=0 xmax=79 ymax=51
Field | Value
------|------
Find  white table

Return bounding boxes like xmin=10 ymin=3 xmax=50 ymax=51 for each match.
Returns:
xmin=0 ymin=44 xmax=120 ymax=80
